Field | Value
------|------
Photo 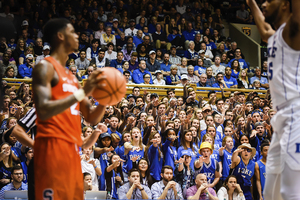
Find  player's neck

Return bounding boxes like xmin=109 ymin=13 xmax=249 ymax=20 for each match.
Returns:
xmin=274 ymin=13 xmax=291 ymax=30
xmin=50 ymin=48 xmax=70 ymax=67
xmin=261 ymin=157 xmax=266 ymax=164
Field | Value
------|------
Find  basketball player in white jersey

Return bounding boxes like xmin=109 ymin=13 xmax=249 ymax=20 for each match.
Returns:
xmin=247 ymin=0 xmax=300 ymax=200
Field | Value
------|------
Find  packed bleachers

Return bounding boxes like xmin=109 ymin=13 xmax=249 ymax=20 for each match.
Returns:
xmin=0 ymin=0 xmax=272 ymax=199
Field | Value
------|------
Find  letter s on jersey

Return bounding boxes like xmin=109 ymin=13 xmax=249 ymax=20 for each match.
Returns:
xmin=43 ymin=189 xmax=54 ymax=200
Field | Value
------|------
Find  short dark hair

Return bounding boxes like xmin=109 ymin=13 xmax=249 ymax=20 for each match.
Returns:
xmin=260 ymin=141 xmax=270 ymax=152
xmin=91 ymin=39 xmax=99 ymax=44
xmin=11 ymin=165 xmax=23 ymax=174
xmin=83 ymin=172 xmax=91 ymax=179
xmin=123 ymin=70 xmax=130 ymax=75
xmin=161 ymin=165 xmax=173 ymax=174
xmin=43 ymin=18 xmax=70 ymax=50
xmin=215 ymin=98 xmax=224 ymax=105
xmin=128 ymin=168 xmax=140 ymax=177
xmin=207 ymin=91 xmax=216 ymax=98
xmin=132 ymin=86 xmax=140 ymax=92
xmin=167 ymin=89 xmax=175 ymax=95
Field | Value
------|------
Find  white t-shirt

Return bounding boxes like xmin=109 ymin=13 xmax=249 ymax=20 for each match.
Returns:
xmin=81 ymin=158 xmax=101 ymax=189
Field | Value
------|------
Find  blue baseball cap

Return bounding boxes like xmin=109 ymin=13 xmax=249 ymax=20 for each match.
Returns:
xmin=181 ymin=150 xmax=192 ymax=157
xmin=100 ymin=132 xmax=111 ymax=139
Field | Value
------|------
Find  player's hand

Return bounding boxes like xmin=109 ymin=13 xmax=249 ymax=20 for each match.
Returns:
xmin=83 ymin=69 xmax=106 ymax=96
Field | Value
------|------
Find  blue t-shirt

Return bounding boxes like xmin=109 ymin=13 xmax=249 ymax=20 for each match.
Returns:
xmin=206 ymin=42 xmax=217 ymax=50
xmin=194 ymin=65 xmax=206 ymax=75
xmin=224 ymin=76 xmax=238 ymax=88
xmin=132 ymin=68 xmax=153 ymax=84
xmin=231 ymin=69 xmax=239 ymax=79
xmin=126 ymin=147 xmax=144 ymax=172
xmin=182 ymin=30 xmax=197 ymax=41
xmin=161 ymin=62 xmax=172 ymax=72
xmin=148 ymin=144 xmax=164 ymax=181
xmin=220 ymin=149 xmax=232 ymax=181
xmin=228 ymin=58 xmax=249 ymax=70
xmin=163 ymin=140 xmax=178 ymax=170
xmin=177 ymin=146 xmax=200 ymax=170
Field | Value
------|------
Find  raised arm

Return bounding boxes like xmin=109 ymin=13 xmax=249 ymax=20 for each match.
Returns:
xmin=246 ymin=0 xmax=275 ymax=42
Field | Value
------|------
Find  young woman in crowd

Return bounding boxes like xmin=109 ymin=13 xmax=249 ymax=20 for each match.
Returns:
xmin=190 ymin=126 xmax=200 ymax=152
xmin=124 ymin=127 xmax=145 ymax=172
xmin=134 ymin=158 xmax=155 ymax=188
xmin=217 ymin=175 xmax=246 ymax=200
xmin=178 ymin=130 xmax=199 ymax=169
xmin=231 ymin=143 xmax=256 ymax=200
xmin=13 ymin=39 xmax=25 ymax=65
xmin=175 ymin=150 xmax=195 ymax=197
xmin=231 ymin=59 xmax=241 ymax=79
xmin=105 ymin=153 xmax=124 ymax=199
xmin=162 ymin=128 xmax=178 ymax=170
xmin=237 ymin=69 xmax=250 ymax=89
xmin=219 ymin=136 xmax=234 ymax=185
xmin=145 ymin=131 xmax=165 ymax=181
xmin=0 ymin=142 xmax=14 ymax=189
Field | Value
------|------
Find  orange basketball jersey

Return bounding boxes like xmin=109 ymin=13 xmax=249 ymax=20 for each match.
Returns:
xmin=35 ymin=56 xmax=82 ymax=146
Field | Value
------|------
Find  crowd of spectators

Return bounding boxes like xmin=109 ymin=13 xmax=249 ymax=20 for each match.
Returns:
xmin=0 ymin=0 xmax=273 ymax=200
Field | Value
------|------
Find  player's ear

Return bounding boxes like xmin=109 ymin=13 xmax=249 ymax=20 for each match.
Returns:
xmin=57 ymin=31 xmax=65 ymax=42
xmin=281 ymin=0 xmax=289 ymax=10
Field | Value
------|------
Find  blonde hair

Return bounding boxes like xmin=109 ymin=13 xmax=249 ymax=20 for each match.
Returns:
xmin=130 ymin=127 xmax=144 ymax=150
xmin=238 ymin=69 xmax=249 ymax=84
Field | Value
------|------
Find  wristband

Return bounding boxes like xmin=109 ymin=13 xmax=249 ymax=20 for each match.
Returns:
xmin=74 ymin=89 xmax=86 ymax=102
xmin=94 ymin=166 xmax=97 ymax=169
xmin=140 ymin=187 xmax=144 ymax=191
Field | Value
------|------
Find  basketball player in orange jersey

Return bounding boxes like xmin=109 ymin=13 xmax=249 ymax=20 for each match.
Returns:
xmin=32 ymin=18 xmax=108 ymax=200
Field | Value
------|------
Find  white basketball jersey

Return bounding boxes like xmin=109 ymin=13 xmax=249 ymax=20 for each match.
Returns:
xmin=267 ymin=23 xmax=300 ymax=110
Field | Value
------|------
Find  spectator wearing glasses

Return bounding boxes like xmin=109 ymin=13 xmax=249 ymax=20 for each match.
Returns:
xmin=18 ymin=54 xmax=34 ymax=78
xmin=0 ymin=165 xmax=28 ymax=199
xmin=228 ymin=48 xmax=248 ymax=71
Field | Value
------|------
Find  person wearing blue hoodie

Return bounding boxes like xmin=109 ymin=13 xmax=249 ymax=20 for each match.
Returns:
xmin=146 ymin=132 xmax=166 ymax=181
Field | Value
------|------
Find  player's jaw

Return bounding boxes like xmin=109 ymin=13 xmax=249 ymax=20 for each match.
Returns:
xmin=262 ymin=0 xmax=281 ymax=25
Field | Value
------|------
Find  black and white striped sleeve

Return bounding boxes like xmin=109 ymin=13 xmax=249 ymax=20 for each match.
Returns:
xmin=18 ymin=107 xmax=37 ymax=131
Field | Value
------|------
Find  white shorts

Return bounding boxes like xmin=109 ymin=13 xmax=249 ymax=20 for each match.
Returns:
xmin=267 ymin=101 xmax=300 ymax=174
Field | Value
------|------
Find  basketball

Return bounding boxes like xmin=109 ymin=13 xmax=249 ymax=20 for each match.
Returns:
xmin=92 ymin=67 xmax=127 ymax=106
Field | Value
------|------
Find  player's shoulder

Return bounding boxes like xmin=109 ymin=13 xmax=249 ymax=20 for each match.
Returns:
xmin=33 ymin=59 xmax=55 ymax=81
